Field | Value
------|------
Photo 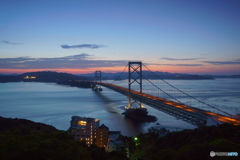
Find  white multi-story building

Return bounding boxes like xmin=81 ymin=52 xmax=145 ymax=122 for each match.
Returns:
xmin=70 ymin=116 xmax=100 ymax=145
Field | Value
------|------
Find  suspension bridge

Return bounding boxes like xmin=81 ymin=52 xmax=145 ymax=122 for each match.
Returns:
xmin=91 ymin=62 xmax=240 ymax=127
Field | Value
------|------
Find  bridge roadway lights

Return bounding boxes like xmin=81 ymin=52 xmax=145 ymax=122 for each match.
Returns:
xmin=99 ymin=83 xmax=208 ymax=127
xmin=130 ymin=92 xmax=208 ymax=127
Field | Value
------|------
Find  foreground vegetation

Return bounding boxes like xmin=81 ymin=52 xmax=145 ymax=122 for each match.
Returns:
xmin=1 ymin=116 xmax=239 ymax=160
xmin=125 ymin=124 xmax=240 ymax=160
xmin=0 ymin=117 xmax=127 ymax=160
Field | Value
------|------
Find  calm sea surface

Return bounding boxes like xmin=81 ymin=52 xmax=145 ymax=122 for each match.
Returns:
xmin=0 ymin=79 xmax=240 ymax=136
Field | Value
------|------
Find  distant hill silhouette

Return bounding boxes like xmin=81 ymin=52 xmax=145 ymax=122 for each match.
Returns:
xmin=2 ymin=71 xmax=239 ymax=83
xmin=79 ymin=71 xmax=215 ymax=80
xmin=0 ymin=71 xmax=87 ymax=83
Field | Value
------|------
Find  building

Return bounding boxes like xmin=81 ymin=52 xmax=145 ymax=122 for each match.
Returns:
xmin=70 ymin=116 xmax=100 ymax=145
xmin=105 ymin=131 xmax=125 ymax=152
xmin=69 ymin=116 xmax=126 ymax=151
xmin=95 ymin=124 xmax=109 ymax=148
xmin=95 ymin=124 xmax=125 ymax=152
xmin=106 ymin=140 xmax=125 ymax=152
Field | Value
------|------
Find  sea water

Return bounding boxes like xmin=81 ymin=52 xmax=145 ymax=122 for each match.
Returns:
xmin=0 ymin=79 xmax=239 ymax=136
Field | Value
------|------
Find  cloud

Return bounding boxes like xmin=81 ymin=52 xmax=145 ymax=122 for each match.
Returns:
xmin=0 ymin=53 xmax=91 ymax=64
xmin=38 ymin=53 xmax=93 ymax=61
xmin=149 ymin=63 xmax=203 ymax=66
xmin=1 ymin=40 xmax=22 ymax=45
xmin=172 ymin=64 xmax=203 ymax=66
xmin=0 ymin=54 xmax=127 ymax=69
xmin=160 ymin=57 xmax=202 ymax=61
xmin=202 ymin=60 xmax=240 ymax=65
xmin=61 ymin=44 xmax=106 ymax=49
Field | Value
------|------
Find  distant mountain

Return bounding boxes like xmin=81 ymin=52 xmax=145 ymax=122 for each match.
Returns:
xmin=203 ymin=75 xmax=240 ymax=78
xmin=79 ymin=71 xmax=182 ymax=77
xmin=1 ymin=71 xmax=239 ymax=83
xmin=0 ymin=73 xmax=19 ymax=76
xmin=0 ymin=71 xmax=88 ymax=83
xmin=77 ymin=71 xmax=214 ymax=80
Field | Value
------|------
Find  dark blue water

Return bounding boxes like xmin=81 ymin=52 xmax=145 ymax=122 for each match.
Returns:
xmin=0 ymin=79 xmax=239 ymax=136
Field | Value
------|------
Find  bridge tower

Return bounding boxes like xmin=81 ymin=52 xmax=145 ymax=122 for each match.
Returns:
xmin=93 ymin=71 xmax=102 ymax=91
xmin=95 ymin=71 xmax=102 ymax=83
xmin=127 ymin=62 xmax=145 ymax=109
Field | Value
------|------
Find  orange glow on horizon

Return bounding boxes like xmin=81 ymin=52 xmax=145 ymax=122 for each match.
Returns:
xmin=146 ymin=64 xmax=240 ymax=75
xmin=1 ymin=64 xmax=239 ymax=75
xmin=0 ymin=67 xmax=125 ymax=75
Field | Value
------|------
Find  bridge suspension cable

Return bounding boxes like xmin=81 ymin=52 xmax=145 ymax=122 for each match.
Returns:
xmin=142 ymin=63 xmax=234 ymax=118
xmin=108 ymin=64 xmax=128 ymax=85
xmin=142 ymin=74 xmax=184 ymax=105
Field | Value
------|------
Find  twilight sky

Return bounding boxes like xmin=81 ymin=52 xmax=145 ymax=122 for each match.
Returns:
xmin=0 ymin=0 xmax=240 ymax=75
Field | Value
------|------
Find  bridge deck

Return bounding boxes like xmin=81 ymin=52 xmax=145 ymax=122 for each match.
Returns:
xmin=94 ymin=82 xmax=240 ymax=126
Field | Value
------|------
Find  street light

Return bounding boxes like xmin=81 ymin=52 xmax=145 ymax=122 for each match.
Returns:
xmin=134 ymin=137 xmax=139 ymax=145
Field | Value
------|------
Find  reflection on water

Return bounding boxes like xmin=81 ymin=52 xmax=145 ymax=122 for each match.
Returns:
xmin=0 ymin=79 xmax=240 ymax=136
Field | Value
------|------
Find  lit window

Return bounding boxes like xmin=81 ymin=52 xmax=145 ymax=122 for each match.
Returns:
xmin=77 ymin=121 xmax=87 ymax=125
